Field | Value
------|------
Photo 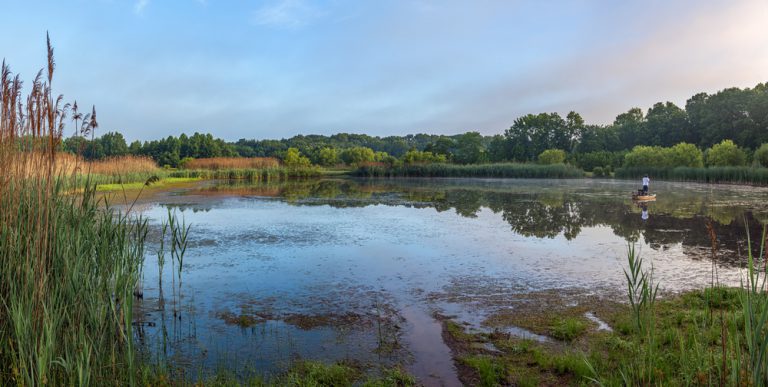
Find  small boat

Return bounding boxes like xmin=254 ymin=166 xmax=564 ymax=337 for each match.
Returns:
xmin=632 ymin=193 xmax=656 ymax=201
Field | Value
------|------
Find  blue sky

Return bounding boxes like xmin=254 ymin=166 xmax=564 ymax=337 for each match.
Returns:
xmin=1 ymin=0 xmax=767 ymax=141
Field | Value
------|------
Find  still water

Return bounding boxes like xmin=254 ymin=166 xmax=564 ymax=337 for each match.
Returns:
xmin=130 ymin=178 xmax=768 ymax=384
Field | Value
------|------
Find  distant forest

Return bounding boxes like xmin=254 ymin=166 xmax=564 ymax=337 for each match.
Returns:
xmin=63 ymin=82 xmax=768 ymax=169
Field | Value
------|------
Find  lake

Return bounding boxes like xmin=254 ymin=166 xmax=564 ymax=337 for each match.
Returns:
xmin=129 ymin=178 xmax=768 ymax=385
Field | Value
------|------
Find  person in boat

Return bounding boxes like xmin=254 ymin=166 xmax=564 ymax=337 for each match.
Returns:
xmin=641 ymin=175 xmax=650 ymax=195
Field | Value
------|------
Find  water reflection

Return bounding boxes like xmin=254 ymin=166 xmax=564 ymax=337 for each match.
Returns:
xmin=194 ymin=178 xmax=768 ymax=266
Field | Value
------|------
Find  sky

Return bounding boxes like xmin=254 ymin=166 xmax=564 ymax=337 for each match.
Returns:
xmin=1 ymin=0 xmax=767 ymax=141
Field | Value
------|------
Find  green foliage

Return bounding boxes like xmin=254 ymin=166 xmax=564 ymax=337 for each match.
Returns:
xmin=317 ymin=147 xmax=340 ymax=166
xmin=705 ymin=139 xmax=747 ymax=167
xmin=340 ymin=146 xmax=376 ymax=165
xmin=616 ymin=166 xmax=768 ymax=185
xmin=453 ymin=131 xmax=487 ymax=164
xmin=624 ymin=143 xmax=703 ymax=169
xmin=592 ymin=166 xmax=606 ymax=177
xmin=755 ymin=143 xmax=768 ymax=167
xmin=574 ymin=150 xmax=624 ymax=172
xmin=551 ymin=317 xmax=588 ymax=341
xmin=355 ymin=162 xmax=584 ymax=178
xmin=283 ymin=147 xmax=311 ymax=168
xmin=668 ymin=142 xmax=704 ymax=167
xmin=461 ymin=356 xmax=505 ymax=386
xmin=504 ymin=112 xmax=580 ymax=161
xmin=1 ymin=182 xmax=147 ymax=385
xmin=402 ymin=150 xmax=447 ymax=164
xmin=538 ymin=149 xmax=566 ymax=165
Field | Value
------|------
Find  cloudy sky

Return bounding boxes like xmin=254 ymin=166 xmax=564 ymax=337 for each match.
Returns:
xmin=1 ymin=0 xmax=767 ymax=141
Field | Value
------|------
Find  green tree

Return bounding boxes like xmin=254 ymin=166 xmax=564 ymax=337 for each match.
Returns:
xmin=538 ymin=149 xmax=566 ymax=165
xmin=283 ymin=147 xmax=311 ymax=167
xmin=615 ymin=108 xmax=647 ymax=148
xmin=99 ymin=132 xmax=128 ymax=157
xmin=754 ymin=143 xmax=768 ymax=167
xmin=645 ymin=102 xmax=691 ymax=146
xmin=402 ymin=150 xmax=447 ymax=164
xmin=340 ymin=147 xmax=375 ymax=165
xmin=705 ymin=139 xmax=747 ymax=166
xmin=623 ymin=146 xmax=670 ymax=168
xmin=453 ymin=131 xmax=486 ymax=164
xmin=667 ymin=143 xmax=703 ymax=167
xmin=317 ymin=147 xmax=339 ymax=166
xmin=486 ymin=135 xmax=509 ymax=162
xmin=505 ymin=113 xmax=569 ymax=161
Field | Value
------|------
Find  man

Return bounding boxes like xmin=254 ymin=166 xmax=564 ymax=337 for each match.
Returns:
xmin=642 ymin=175 xmax=650 ymax=194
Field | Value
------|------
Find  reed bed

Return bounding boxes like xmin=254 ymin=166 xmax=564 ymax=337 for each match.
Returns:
xmin=182 ymin=156 xmax=279 ymax=170
xmin=616 ymin=166 xmax=768 ymax=185
xmin=172 ymin=166 xmax=322 ymax=181
xmin=0 ymin=37 xmax=148 ymax=385
xmin=354 ymin=162 xmax=585 ymax=179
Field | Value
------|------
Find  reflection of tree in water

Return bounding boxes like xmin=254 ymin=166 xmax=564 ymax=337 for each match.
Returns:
xmin=199 ymin=179 xmax=766 ymax=266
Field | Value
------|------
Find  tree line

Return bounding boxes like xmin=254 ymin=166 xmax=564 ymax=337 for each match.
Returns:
xmin=63 ymin=82 xmax=768 ymax=169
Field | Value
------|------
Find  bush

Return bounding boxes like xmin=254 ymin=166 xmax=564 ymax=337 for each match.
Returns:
xmin=538 ymin=149 xmax=567 ymax=165
xmin=623 ymin=146 xmax=669 ymax=168
xmin=668 ymin=143 xmax=704 ymax=168
xmin=574 ymin=151 xmax=622 ymax=172
xmin=402 ymin=150 xmax=447 ymax=164
xmin=705 ymin=139 xmax=747 ymax=167
xmin=754 ymin=143 xmax=768 ymax=167
xmin=283 ymin=147 xmax=311 ymax=168
xmin=593 ymin=166 xmax=606 ymax=177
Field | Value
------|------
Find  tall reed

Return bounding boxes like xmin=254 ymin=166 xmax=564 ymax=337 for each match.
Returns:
xmin=1 ymin=35 xmax=148 ymax=385
xmin=616 ymin=166 xmax=768 ymax=185
xmin=354 ymin=162 xmax=585 ymax=178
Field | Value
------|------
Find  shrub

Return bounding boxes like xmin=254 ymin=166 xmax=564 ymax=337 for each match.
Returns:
xmin=340 ymin=146 xmax=376 ymax=165
xmin=402 ymin=150 xmax=447 ymax=164
xmin=624 ymin=145 xmax=670 ymax=168
xmin=705 ymin=139 xmax=747 ymax=167
xmin=593 ymin=166 xmax=606 ymax=177
xmin=668 ymin=142 xmax=704 ymax=168
xmin=538 ymin=149 xmax=567 ymax=165
xmin=283 ymin=147 xmax=311 ymax=168
xmin=574 ymin=151 xmax=616 ymax=172
xmin=754 ymin=143 xmax=768 ymax=167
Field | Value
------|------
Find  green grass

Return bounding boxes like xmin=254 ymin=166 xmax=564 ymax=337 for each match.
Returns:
xmin=551 ymin=317 xmax=588 ymax=342
xmin=354 ymin=162 xmax=585 ymax=178
xmin=461 ymin=355 xmax=506 ymax=387
xmin=95 ymin=176 xmax=201 ymax=191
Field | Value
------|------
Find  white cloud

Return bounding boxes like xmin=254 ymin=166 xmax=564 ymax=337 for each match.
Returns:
xmin=134 ymin=0 xmax=149 ymax=14
xmin=251 ymin=0 xmax=323 ymax=29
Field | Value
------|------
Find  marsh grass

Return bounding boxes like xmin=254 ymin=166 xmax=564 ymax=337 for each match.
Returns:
xmin=182 ymin=157 xmax=279 ymax=170
xmin=616 ymin=166 xmax=768 ymax=185
xmin=0 ymin=36 xmax=152 ymax=385
xmin=354 ymin=162 xmax=584 ymax=178
xmin=171 ymin=166 xmax=321 ymax=181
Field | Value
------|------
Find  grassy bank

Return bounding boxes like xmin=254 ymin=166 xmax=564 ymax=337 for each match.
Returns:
xmin=616 ymin=166 xmax=768 ymax=185
xmin=441 ymin=227 xmax=768 ymax=386
xmin=354 ymin=162 xmax=585 ymax=178
xmin=170 ymin=166 xmax=322 ymax=180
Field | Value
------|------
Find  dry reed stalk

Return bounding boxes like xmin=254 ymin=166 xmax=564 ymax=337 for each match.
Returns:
xmin=182 ymin=156 xmax=280 ymax=170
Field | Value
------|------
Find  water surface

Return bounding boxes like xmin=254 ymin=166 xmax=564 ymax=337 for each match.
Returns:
xmin=130 ymin=178 xmax=768 ymax=384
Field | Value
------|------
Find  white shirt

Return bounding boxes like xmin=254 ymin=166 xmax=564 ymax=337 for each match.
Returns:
xmin=642 ymin=177 xmax=650 ymax=186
